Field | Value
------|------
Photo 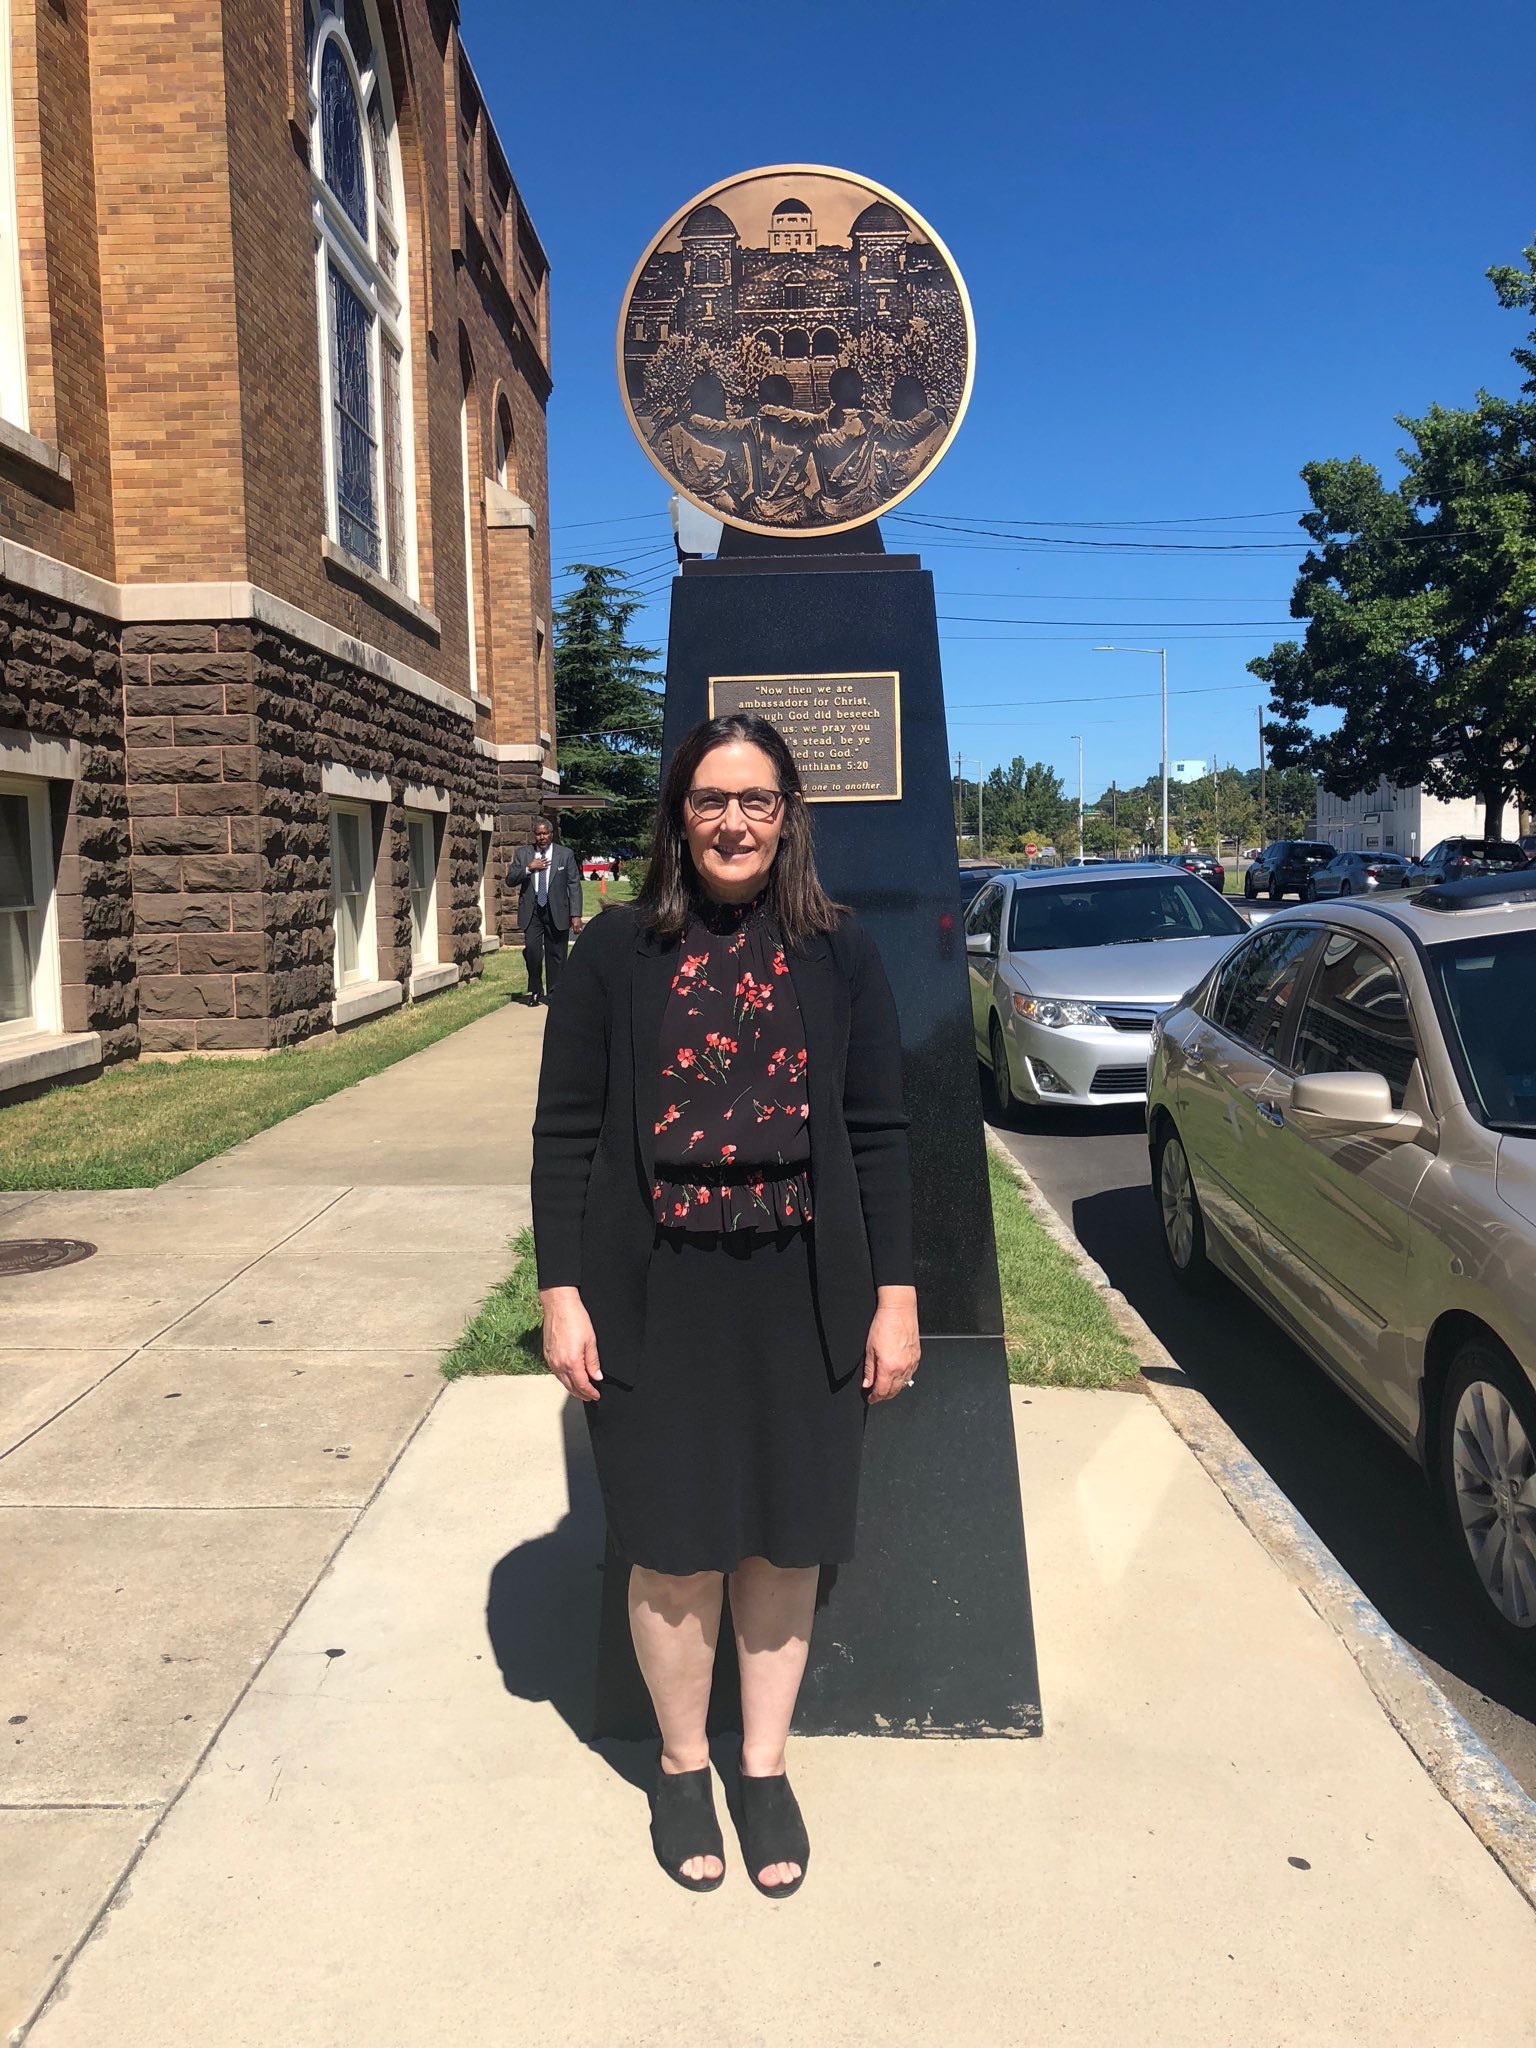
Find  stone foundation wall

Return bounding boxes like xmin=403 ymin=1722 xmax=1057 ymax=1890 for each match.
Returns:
xmin=0 ymin=578 xmax=137 ymax=1062
xmin=122 ymin=619 xmax=506 ymax=1051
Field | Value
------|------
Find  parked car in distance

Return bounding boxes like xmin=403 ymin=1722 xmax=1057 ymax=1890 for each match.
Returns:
xmin=964 ymin=863 xmax=1248 ymax=1112
xmin=1305 ymin=849 xmax=1414 ymax=899
xmin=959 ymin=862 xmax=1004 ymax=907
xmin=1146 ymin=868 xmax=1536 ymax=1651
xmin=1405 ymin=837 xmax=1530 ymax=886
xmin=1145 ymin=850 xmax=1226 ymax=891
xmin=1243 ymin=840 xmax=1336 ymax=902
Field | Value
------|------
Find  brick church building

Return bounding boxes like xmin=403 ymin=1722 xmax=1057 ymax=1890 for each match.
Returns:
xmin=0 ymin=0 xmax=554 ymax=1093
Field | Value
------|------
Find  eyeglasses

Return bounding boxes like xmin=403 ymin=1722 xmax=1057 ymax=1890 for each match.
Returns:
xmin=685 ymin=787 xmax=785 ymax=823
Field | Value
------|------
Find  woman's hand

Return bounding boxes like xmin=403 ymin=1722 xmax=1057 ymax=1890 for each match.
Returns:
xmin=540 ymin=1286 xmax=603 ymax=1402
xmin=863 ymin=1285 xmax=920 ymax=1404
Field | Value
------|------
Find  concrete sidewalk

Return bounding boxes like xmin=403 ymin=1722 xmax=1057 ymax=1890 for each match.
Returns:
xmin=17 ymin=1377 xmax=1536 ymax=2047
xmin=0 ymin=1000 xmax=544 ymax=2041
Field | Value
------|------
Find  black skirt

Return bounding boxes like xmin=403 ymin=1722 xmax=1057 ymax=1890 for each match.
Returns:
xmin=585 ymin=1223 xmax=866 ymax=1575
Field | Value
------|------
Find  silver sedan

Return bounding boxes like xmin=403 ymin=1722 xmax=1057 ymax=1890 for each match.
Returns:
xmin=1146 ymin=872 xmax=1536 ymax=1649
xmin=964 ymin=865 xmax=1249 ymax=1111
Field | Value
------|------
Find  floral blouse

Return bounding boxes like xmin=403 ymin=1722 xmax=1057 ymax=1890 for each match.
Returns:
xmin=653 ymin=893 xmax=812 ymax=1233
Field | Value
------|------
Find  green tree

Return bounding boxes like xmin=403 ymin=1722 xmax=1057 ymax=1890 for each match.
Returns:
xmin=1250 ymin=246 xmax=1536 ymax=837
xmin=552 ymin=566 xmax=663 ymax=858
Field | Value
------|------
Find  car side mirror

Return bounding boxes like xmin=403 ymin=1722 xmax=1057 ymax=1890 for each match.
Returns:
xmin=1288 ymin=1070 xmax=1422 ymax=1144
xmin=965 ymin=929 xmax=995 ymax=956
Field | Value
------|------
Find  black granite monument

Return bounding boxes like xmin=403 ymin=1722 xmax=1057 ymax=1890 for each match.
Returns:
xmin=593 ymin=168 xmax=1040 ymax=1740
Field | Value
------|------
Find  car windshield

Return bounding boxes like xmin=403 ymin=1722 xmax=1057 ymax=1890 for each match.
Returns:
xmin=1006 ymin=877 xmax=1247 ymax=951
xmin=1429 ymin=929 xmax=1536 ymax=1131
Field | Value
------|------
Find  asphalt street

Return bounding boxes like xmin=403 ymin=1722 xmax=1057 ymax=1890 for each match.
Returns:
xmin=988 ymin=1092 xmax=1536 ymax=1801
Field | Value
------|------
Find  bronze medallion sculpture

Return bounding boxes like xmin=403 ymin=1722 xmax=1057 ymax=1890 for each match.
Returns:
xmin=618 ymin=166 xmax=974 ymax=537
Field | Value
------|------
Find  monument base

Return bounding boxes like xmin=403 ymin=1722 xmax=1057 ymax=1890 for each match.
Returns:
xmin=593 ymin=1336 xmax=1040 ymax=1739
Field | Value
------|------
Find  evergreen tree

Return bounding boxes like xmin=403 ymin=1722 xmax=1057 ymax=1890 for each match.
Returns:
xmin=552 ymin=565 xmax=663 ymax=858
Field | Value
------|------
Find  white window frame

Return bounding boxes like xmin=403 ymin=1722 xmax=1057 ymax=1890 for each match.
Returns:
xmin=0 ymin=0 xmax=28 ymax=429
xmin=405 ymin=808 xmax=438 ymax=966
xmin=478 ymin=826 xmax=494 ymax=939
xmin=0 ymin=775 xmax=60 ymax=1041
xmin=459 ymin=370 xmax=479 ymax=693
xmin=328 ymin=799 xmax=377 ymax=990
xmin=309 ymin=0 xmax=418 ymax=595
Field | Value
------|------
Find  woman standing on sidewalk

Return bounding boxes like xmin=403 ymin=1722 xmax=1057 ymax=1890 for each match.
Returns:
xmin=530 ymin=712 xmax=918 ymax=1897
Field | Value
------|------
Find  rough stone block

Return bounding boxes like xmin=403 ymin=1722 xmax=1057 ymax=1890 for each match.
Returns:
xmin=126 ymin=785 xmax=177 ymax=819
xmin=129 ymin=855 xmax=182 ymax=895
xmin=230 ymin=892 xmax=265 ymax=932
xmin=139 ymin=1018 xmax=198 ymax=1053
xmin=139 ymin=974 xmax=234 ymax=1021
xmin=178 ymin=933 xmax=264 ymax=975
xmin=121 ymin=624 xmax=219 ymax=655
xmin=131 ymin=894 xmax=229 ymax=934
xmin=196 ymin=1017 xmax=272 ymax=1050
xmin=220 ymin=747 xmax=255 ymax=781
xmin=223 ymin=682 xmax=256 ymax=714
xmin=125 ymin=717 xmax=175 ymax=749
xmin=172 ymin=715 xmax=255 ymax=748
xmin=56 ymin=938 xmax=85 ymax=989
xmin=234 ymin=974 xmax=271 ymax=1018
xmin=133 ymin=935 xmax=178 ymax=975
xmin=127 ymin=747 xmax=223 ymax=786
xmin=142 ymin=653 xmax=254 ymax=687
xmin=180 ymin=780 xmax=259 ymax=818
xmin=54 ymin=890 xmax=84 ymax=944
xmin=125 ymin=683 xmax=225 ymax=717
xmin=230 ymin=816 xmax=260 ymax=853
xmin=132 ymin=817 xmax=229 ymax=856
xmin=182 ymin=853 xmax=260 ymax=892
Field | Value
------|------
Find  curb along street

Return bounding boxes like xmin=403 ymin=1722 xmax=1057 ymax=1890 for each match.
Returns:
xmin=986 ymin=1125 xmax=1536 ymax=1914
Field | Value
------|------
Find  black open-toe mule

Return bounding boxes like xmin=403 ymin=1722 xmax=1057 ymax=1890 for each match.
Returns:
xmin=650 ymin=1766 xmax=725 ymax=1893
xmin=739 ymin=1772 xmax=810 ymax=1898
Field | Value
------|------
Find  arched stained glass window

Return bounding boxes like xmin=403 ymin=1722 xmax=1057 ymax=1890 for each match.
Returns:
xmin=309 ymin=0 xmax=415 ymax=592
xmin=320 ymin=42 xmax=367 ymax=238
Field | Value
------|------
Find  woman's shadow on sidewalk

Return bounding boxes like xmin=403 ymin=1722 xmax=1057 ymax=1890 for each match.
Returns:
xmin=482 ymin=1392 xmax=654 ymax=1792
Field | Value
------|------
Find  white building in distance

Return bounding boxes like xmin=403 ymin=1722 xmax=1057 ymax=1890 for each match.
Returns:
xmin=1308 ymin=775 xmax=1483 ymax=856
xmin=1170 ymin=758 xmax=1207 ymax=783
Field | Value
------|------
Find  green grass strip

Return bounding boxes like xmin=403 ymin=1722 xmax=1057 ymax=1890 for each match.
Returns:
xmin=442 ymin=1152 xmax=1138 ymax=1391
xmin=988 ymin=1147 xmax=1138 ymax=1387
xmin=0 ymin=946 xmax=527 ymax=1190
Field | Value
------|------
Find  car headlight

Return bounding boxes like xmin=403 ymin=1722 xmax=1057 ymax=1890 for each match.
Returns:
xmin=1012 ymin=995 xmax=1108 ymax=1028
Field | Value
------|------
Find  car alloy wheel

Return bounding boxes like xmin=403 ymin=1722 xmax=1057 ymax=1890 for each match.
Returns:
xmin=1269 ymin=879 xmax=1284 ymax=902
xmin=1153 ymin=1122 xmax=1209 ymax=1288
xmin=1243 ymin=873 xmax=1257 ymax=899
xmin=989 ymin=1015 xmax=1015 ymax=1119
xmin=1445 ymin=1355 xmax=1536 ymax=1636
xmin=1339 ymin=880 xmax=1353 ymax=896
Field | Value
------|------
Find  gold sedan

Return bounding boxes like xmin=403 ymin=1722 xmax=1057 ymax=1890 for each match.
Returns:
xmin=1146 ymin=870 xmax=1536 ymax=1651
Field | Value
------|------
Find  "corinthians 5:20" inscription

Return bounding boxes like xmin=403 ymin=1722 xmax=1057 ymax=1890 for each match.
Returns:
xmin=708 ymin=672 xmax=901 ymax=803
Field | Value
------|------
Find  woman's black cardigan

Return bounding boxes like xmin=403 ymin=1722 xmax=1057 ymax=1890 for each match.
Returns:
xmin=530 ymin=903 xmax=914 ymax=1385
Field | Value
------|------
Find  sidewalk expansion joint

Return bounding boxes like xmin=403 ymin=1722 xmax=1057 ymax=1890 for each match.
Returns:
xmin=0 ymin=1187 xmax=354 ymax=1467
xmin=985 ymin=1125 xmax=1536 ymax=1918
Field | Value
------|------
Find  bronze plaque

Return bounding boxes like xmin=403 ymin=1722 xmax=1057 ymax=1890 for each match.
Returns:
xmin=619 ymin=166 xmax=974 ymax=538
xmin=708 ymin=672 xmax=901 ymax=802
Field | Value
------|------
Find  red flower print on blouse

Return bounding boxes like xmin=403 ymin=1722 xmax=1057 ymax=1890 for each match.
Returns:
xmin=653 ymin=895 xmax=812 ymax=1235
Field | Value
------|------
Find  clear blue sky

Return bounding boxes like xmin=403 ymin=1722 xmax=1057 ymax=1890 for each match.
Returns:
xmin=461 ymin=0 xmax=1536 ymax=804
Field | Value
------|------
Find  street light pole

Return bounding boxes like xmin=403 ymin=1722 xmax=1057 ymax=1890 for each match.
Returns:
xmin=1094 ymin=645 xmax=1169 ymax=855
xmin=1159 ymin=648 xmax=1168 ymax=857
xmin=1072 ymin=733 xmax=1083 ymax=857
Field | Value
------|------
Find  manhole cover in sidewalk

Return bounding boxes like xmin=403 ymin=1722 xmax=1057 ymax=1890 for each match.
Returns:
xmin=0 ymin=1239 xmax=98 ymax=1277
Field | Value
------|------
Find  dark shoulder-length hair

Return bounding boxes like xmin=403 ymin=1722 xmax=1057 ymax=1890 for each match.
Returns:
xmin=634 ymin=713 xmax=846 ymax=948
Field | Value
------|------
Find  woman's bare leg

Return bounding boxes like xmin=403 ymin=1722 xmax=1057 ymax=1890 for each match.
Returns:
xmin=729 ymin=1556 xmax=819 ymax=1888
xmin=628 ymin=1566 xmax=725 ymax=1883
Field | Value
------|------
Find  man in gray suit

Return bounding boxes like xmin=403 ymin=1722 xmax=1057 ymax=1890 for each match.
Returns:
xmin=507 ymin=817 xmax=584 ymax=1006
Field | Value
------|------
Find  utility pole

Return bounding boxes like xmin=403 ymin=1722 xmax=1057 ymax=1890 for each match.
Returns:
xmin=978 ymin=764 xmax=984 ymax=860
xmin=1073 ymin=734 xmax=1083 ymax=858
xmin=1110 ymin=780 xmax=1118 ymax=852
xmin=1258 ymin=706 xmax=1267 ymax=848
xmin=1160 ymin=649 xmax=1168 ymax=855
